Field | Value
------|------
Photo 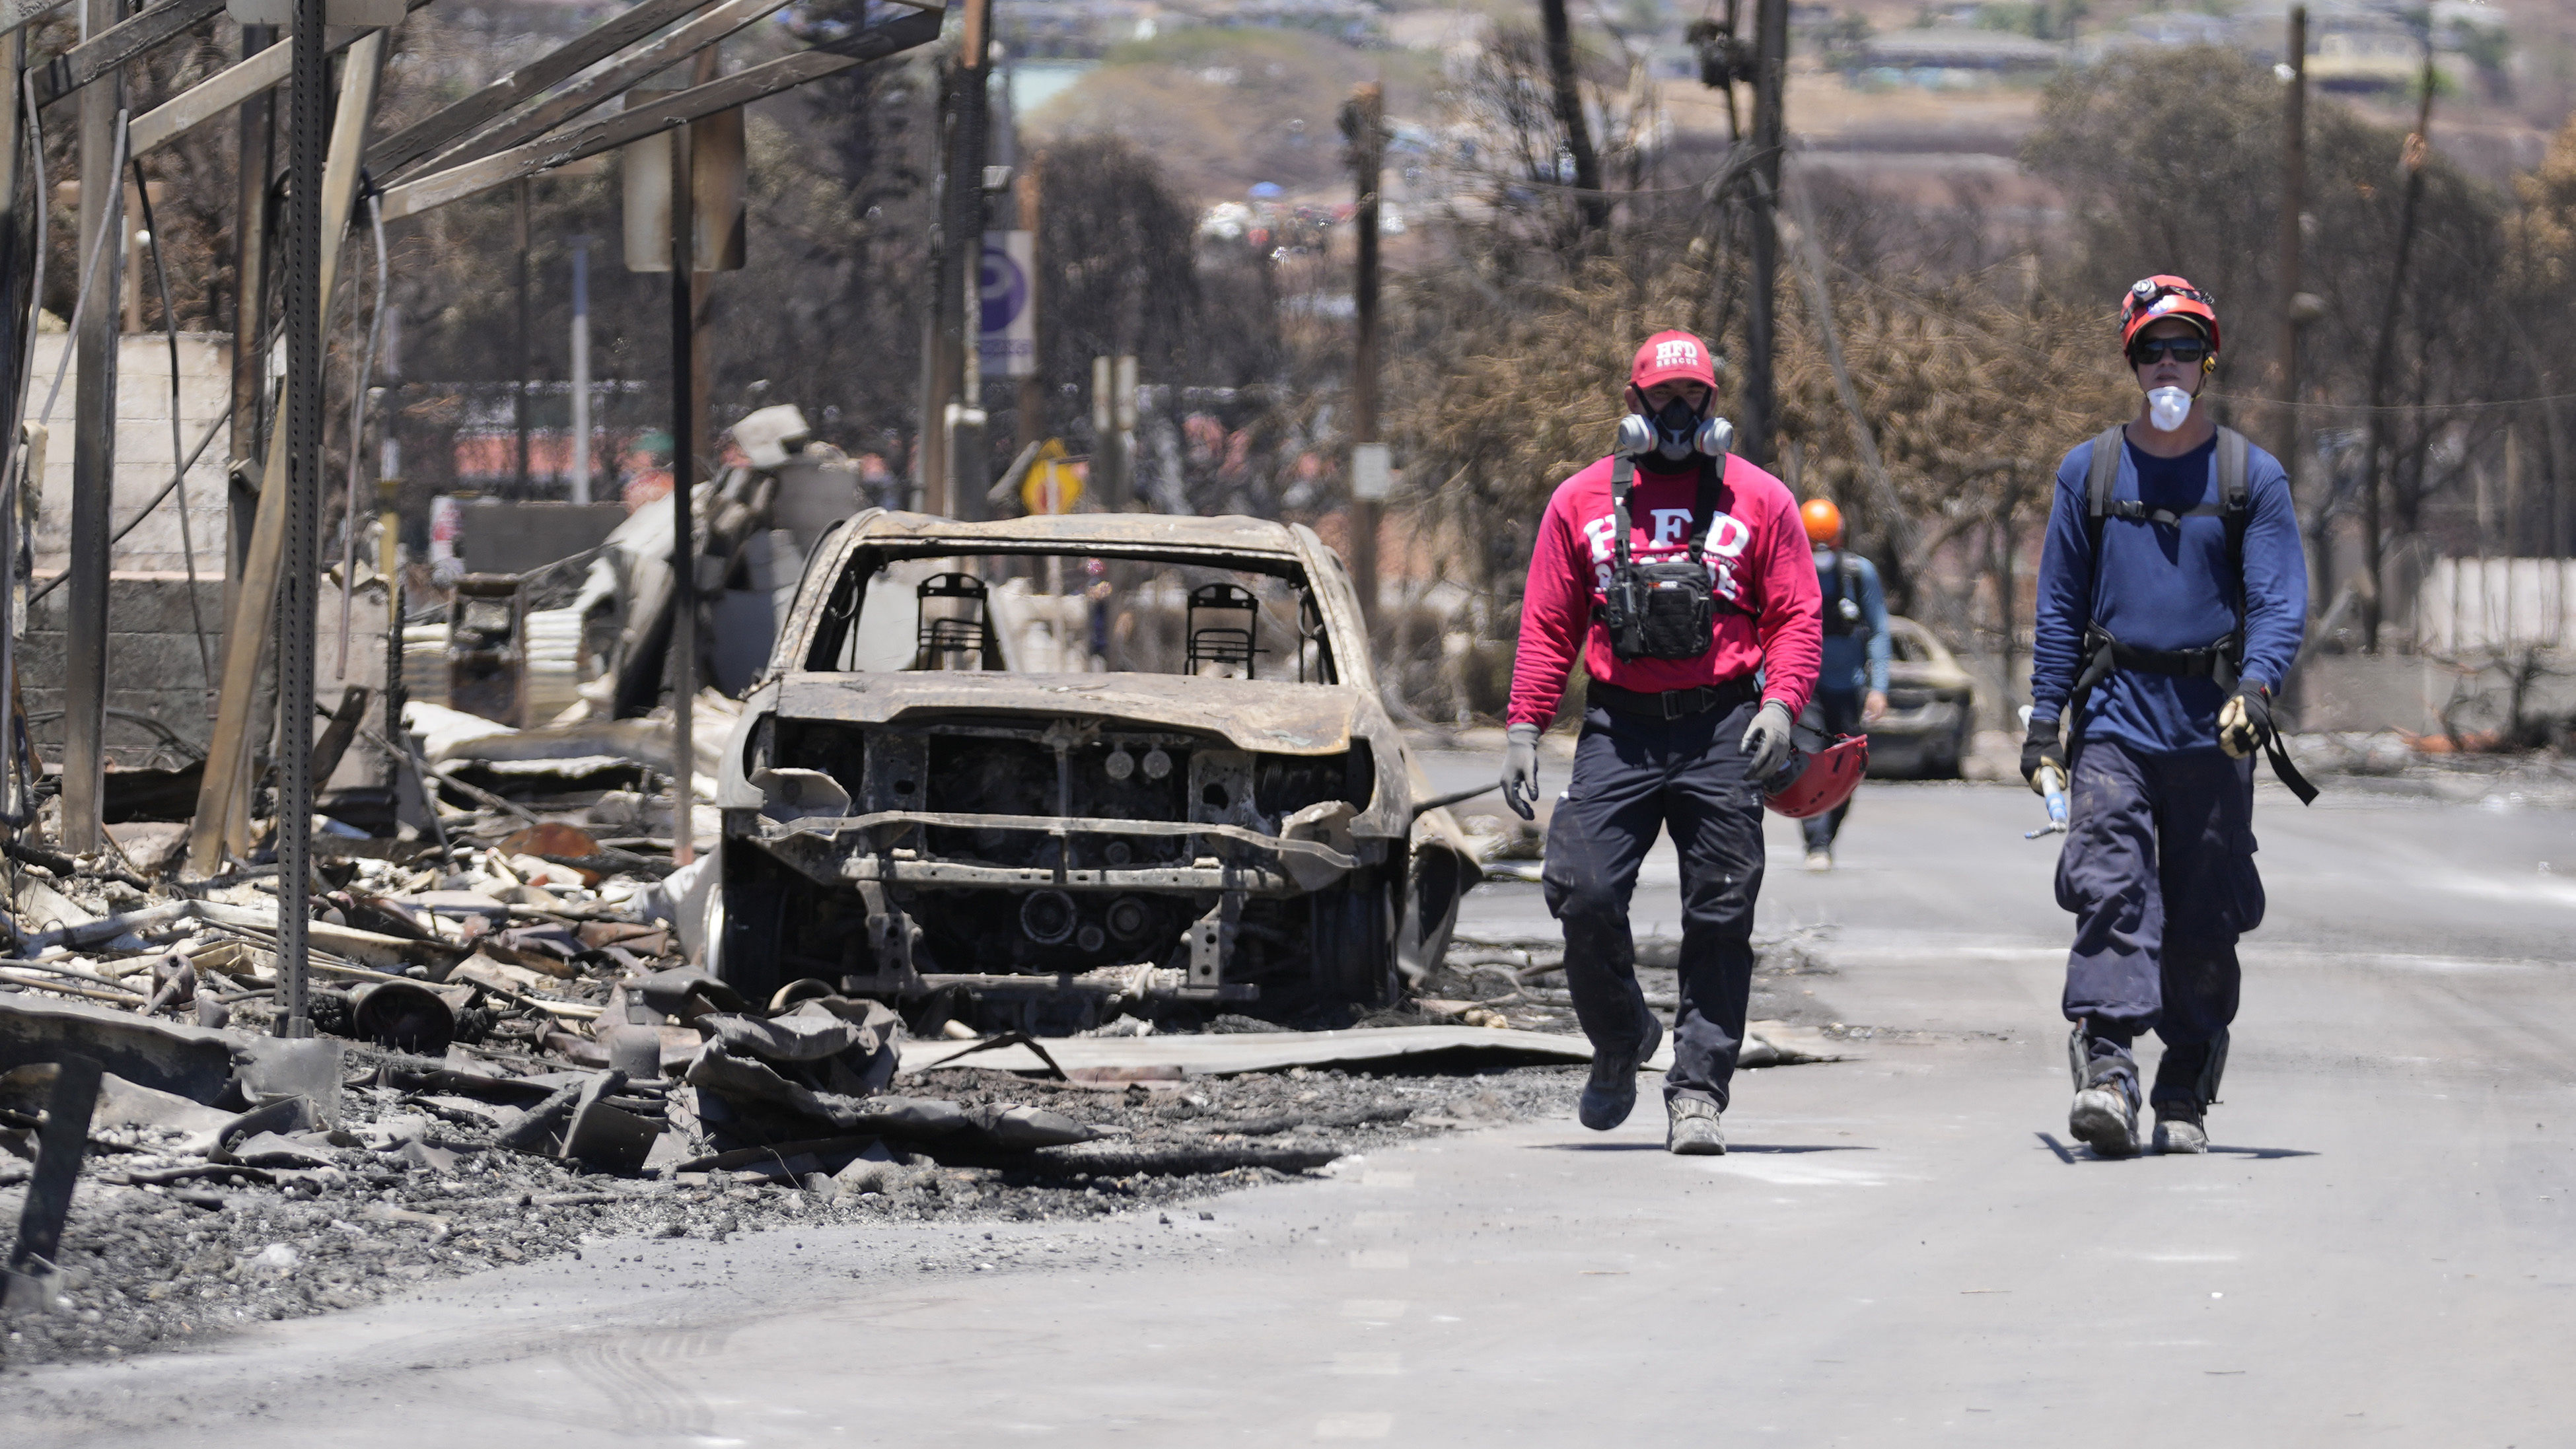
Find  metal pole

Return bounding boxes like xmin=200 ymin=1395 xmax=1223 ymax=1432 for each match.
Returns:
xmin=915 ymin=66 xmax=955 ymax=515
xmin=667 ymin=122 xmax=695 ymax=866
xmin=63 ymin=0 xmax=122 ymax=854
xmin=273 ymin=0 xmax=326 ymax=1034
xmin=949 ymin=0 xmax=990 ymax=520
xmin=570 ymin=236 xmax=590 ymax=504
xmin=1013 ymin=160 xmax=1042 ymax=451
xmin=1347 ymin=81 xmax=1382 ymax=626
xmin=1742 ymin=0 xmax=1787 ymax=469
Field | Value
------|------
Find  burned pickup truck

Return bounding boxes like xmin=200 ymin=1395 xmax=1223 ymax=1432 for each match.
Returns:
xmin=711 ymin=511 xmax=1484 ymax=1030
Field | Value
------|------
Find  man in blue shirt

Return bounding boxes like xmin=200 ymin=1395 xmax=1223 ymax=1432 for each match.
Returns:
xmin=2021 ymin=276 xmax=2308 ymax=1158
xmin=1798 ymin=499 xmax=1888 ymax=871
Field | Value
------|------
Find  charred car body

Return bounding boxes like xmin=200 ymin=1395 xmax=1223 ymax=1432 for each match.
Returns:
xmin=712 ymin=511 xmax=1482 ymax=1028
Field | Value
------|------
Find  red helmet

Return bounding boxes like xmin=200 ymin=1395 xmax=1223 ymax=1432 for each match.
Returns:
xmin=1764 ymin=733 xmax=1869 ymax=819
xmin=2119 ymin=275 xmax=2220 ymax=355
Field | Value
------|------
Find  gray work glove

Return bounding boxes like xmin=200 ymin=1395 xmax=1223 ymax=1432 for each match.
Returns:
xmin=1740 ymin=700 xmax=1795 ymax=783
xmin=1501 ymin=723 xmax=1542 ymax=821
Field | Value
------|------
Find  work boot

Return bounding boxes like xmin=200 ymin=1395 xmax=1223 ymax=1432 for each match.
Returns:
xmin=1666 ymin=1096 xmax=1725 ymax=1155
xmin=2066 ymin=1026 xmax=2141 ymax=1159
xmin=1578 ymin=1007 xmax=1664 ymax=1131
xmin=2152 ymin=1104 xmax=2209 ymax=1154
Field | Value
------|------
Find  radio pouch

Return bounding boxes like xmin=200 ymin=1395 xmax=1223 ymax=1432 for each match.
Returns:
xmin=1600 ymin=454 xmax=1736 ymax=661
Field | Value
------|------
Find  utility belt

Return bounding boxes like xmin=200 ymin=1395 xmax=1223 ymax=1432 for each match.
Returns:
xmin=2067 ymin=625 xmax=2317 ymax=804
xmin=2069 ymin=625 xmax=2240 ymax=701
xmin=1589 ymin=676 xmax=1759 ymax=722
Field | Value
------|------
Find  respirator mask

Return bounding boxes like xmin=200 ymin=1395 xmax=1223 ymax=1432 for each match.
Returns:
xmin=1616 ymin=407 xmax=1735 ymax=463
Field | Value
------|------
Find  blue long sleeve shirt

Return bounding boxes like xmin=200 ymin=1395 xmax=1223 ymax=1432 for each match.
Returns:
xmin=2028 ymin=429 xmax=2308 ymax=756
xmin=1814 ymin=548 xmax=1890 ymax=694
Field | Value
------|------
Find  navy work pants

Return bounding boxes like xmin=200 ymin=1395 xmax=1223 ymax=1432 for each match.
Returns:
xmin=2056 ymin=738 xmax=2262 ymax=1106
xmin=1799 ymin=686 xmax=1865 ymax=851
xmin=1542 ymin=697 xmax=1768 ymax=1110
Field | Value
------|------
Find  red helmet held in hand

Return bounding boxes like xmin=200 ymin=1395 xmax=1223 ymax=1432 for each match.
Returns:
xmin=1764 ymin=733 xmax=1869 ymax=820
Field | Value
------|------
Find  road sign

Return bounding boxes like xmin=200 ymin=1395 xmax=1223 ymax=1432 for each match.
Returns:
xmin=980 ymin=230 xmax=1035 ymax=379
xmin=1351 ymin=442 xmax=1392 ymax=501
xmin=1022 ymin=439 xmax=1083 ymax=515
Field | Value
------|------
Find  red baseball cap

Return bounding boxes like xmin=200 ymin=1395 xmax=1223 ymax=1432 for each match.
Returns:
xmin=1630 ymin=330 xmax=1718 ymax=392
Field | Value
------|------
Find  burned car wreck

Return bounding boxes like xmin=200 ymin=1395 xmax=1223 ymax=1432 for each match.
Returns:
xmin=711 ymin=511 xmax=1484 ymax=1030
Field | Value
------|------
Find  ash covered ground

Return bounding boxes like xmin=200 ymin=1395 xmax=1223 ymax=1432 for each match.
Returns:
xmin=0 ymin=935 xmax=1850 ymax=1370
xmin=0 ymin=1059 xmax=1585 ymax=1367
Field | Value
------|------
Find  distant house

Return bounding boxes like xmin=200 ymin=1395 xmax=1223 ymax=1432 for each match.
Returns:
xmin=1851 ymin=27 xmax=2065 ymax=86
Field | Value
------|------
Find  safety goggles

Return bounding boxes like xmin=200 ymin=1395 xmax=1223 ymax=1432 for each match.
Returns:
xmin=2128 ymin=336 xmax=2210 ymax=367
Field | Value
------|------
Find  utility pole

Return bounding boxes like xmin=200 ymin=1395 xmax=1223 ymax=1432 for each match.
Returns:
xmin=1014 ymin=160 xmax=1044 ymax=448
xmin=569 ymin=236 xmax=591 ymax=503
xmin=1538 ymin=0 xmax=1606 ymax=236
xmin=65 ymin=0 xmax=126 ymax=853
xmin=2277 ymin=7 xmax=2318 ymax=607
xmin=950 ymin=0 xmax=992 ymax=519
xmin=274 ymin=0 xmax=330 ymax=1034
xmin=2362 ymin=42 xmax=2437 ymax=653
xmin=666 ymin=120 xmax=696 ymax=866
xmin=1342 ymin=81 xmax=1385 ymax=626
xmin=917 ymin=0 xmax=993 ymax=518
xmin=1741 ymin=0 xmax=1787 ymax=469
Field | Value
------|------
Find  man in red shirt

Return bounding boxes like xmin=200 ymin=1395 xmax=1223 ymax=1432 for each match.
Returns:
xmin=1499 ymin=330 xmax=1823 ymax=1154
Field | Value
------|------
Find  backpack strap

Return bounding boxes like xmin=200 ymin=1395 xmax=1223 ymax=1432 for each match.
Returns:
xmin=1684 ymin=456 xmax=1720 ymax=563
xmin=2082 ymin=425 xmax=2124 ymax=570
xmin=1610 ymin=454 xmax=1636 ymax=569
xmin=2217 ymin=425 xmax=2250 ymax=629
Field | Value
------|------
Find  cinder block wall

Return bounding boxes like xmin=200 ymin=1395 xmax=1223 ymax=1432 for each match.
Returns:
xmin=22 ymin=573 xmax=223 ymax=769
xmin=26 ymin=333 xmax=231 ymax=578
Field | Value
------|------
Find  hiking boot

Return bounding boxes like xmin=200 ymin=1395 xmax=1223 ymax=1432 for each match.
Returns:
xmin=1666 ymin=1096 xmax=1725 ymax=1155
xmin=2069 ymin=1061 xmax=2142 ymax=1158
xmin=2153 ymin=1104 xmax=2209 ymax=1155
xmin=1804 ymin=849 xmax=1833 ymax=872
xmin=2065 ymin=1025 xmax=2141 ymax=1158
xmin=1578 ymin=1007 xmax=1664 ymax=1131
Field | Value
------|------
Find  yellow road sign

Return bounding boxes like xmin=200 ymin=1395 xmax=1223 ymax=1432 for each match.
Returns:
xmin=1022 ymin=439 xmax=1084 ymax=515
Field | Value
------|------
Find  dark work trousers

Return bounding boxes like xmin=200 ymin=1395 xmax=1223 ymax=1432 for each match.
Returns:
xmin=1799 ymin=686 xmax=1865 ymax=852
xmin=2055 ymin=738 xmax=2263 ymax=1107
xmin=1542 ymin=697 xmax=1768 ymax=1111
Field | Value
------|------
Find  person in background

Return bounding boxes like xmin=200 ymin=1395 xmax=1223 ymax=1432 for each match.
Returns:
xmin=1797 ymin=498 xmax=1888 ymax=872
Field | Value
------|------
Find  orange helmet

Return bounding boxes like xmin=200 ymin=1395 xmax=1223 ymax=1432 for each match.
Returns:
xmin=1801 ymin=498 xmax=1843 ymax=546
xmin=2120 ymin=275 xmax=2219 ymax=355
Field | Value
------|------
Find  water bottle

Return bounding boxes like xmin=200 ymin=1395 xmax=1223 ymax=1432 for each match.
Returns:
xmin=2028 ymin=762 xmax=2069 ymax=839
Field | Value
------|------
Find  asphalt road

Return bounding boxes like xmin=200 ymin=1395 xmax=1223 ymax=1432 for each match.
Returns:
xmin=13 ymin=773 xmax=2576 ymax=1446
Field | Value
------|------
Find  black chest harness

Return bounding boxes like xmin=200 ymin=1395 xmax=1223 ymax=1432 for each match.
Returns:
xmin=1600 ymin=453 xmax=1752 ymax=662
xmin=2069 ymin=424 xmax=2316 ymax=804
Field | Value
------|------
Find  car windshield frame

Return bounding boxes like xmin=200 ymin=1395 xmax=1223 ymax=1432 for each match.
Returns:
xmin=791 ymin=539 xmax=1349 ymax=686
